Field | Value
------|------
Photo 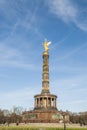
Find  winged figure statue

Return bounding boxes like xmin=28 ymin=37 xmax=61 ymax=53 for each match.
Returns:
xmin=43 ymin=40 xmax=51 ymax=52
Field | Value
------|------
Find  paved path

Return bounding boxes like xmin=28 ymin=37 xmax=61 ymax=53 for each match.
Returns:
xmin=15 ymin=123 xmax=87 ymax=128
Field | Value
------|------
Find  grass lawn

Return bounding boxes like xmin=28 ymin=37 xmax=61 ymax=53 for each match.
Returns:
xmin=0 ymin=126 xmax=87 ymax=130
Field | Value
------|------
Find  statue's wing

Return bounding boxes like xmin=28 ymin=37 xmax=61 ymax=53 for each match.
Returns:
xmin=47 ymin=41 xmax=51 ymax=46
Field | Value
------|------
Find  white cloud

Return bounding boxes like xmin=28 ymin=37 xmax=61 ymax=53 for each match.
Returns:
xmin=0 ymin=44 xmax=20 ymax=62
xmin=0 ymin=44 xmax=20 ymax=60
xmin=0 ymin=44 xmax=41 ymax=71
xmin=56 ymin=42 xmax=87 ymax=61
xmin=47 ymin=0 xmax=77 ymax=23
xmin=46 ymin=0 xmax=87 ymax=31
xmin=51 ymin=73 xmax=87 ymax=94
xmin=0 ymin=87 xmax=37 ymax=109
xmin=50 ymin=74 xmax=87 ymax=112
xmin=0 ymin=0 xmax=43 ymax=40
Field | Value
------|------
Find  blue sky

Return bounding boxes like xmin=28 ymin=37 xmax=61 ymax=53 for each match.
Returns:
xmin=0 ymin=0 xmax=87 ymax=113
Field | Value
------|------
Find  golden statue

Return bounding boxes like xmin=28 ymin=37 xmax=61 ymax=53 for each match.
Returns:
xmin=43 ymin=39 xmax=51 ymax=52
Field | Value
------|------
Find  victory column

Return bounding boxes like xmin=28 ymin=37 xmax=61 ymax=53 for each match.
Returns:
xmin=22 ymin=40 xmax=69 ymax=123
